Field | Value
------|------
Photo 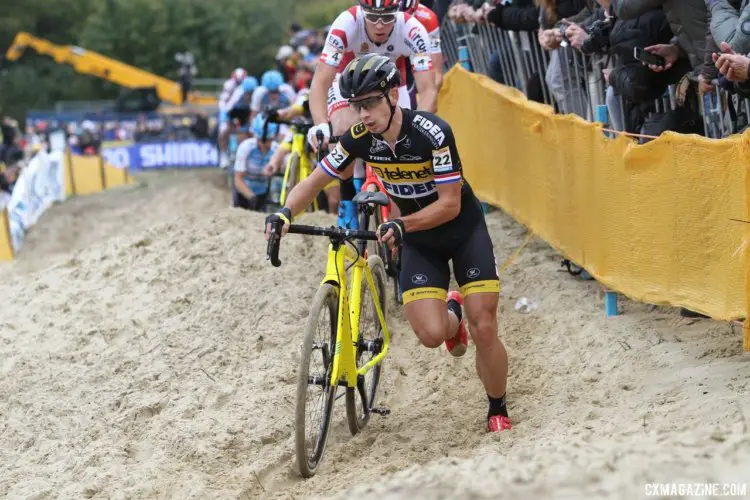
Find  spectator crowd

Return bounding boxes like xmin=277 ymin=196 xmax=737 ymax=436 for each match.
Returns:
xmin=12 ymin=0 xmax=750 ymax=204
xmin=447 ymin=0 xmax=750 ymax=138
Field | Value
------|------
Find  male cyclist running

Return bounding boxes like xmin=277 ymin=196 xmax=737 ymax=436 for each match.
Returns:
xmin=251 ymin=70 xmax=297 ymax=124
xmin=306 ymin=0 xmax=438 ymax=230
xmin=265 ymin=54 xmax=511 ymax=433
xmin=218 ymin=68 xmax=248 ymax=168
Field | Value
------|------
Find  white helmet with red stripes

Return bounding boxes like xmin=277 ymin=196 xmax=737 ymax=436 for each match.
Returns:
xmin=231 ymin=68 xmax=247 ymax=82
xmin=399 ymin=0 xmax=419 ymax=15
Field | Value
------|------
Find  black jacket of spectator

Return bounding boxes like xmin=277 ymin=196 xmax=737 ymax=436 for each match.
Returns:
xmin=540 ymin=0 xmax=590 ymax=29
xmin=606 ymin=7 xmax=691 ymax=103
xmin=487 ymin=0 xmax=540 ymax=32
xmin=609 ymin=7 xmax=672 ymax=63
xmin=612 ymin=0 xmax=709 ymax=74
xmin=425 ymin=0 xmax=452 ymax=25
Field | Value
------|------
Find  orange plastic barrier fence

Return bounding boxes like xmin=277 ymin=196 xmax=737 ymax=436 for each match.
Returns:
xmin=438 ymin=66 xmax=750 ymax=350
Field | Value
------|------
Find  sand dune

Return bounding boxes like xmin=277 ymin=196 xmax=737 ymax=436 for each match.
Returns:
xmin=1 ymin=171 xmax=748 ymax=499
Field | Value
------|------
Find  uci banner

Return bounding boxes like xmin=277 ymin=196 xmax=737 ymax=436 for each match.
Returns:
xmin=102 ymin=140 xmax=219 ymax=170
xmin=7 ymin=150 xmax=66 ymax=252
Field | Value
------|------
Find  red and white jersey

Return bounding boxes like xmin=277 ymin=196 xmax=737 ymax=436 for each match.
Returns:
xmin=219 ymin=79 xmax=239 ymax=112
xmin=319 ymin=7 xmax=433 ymax=85
xmin=413 ymin=4 xmax=441 ymax=55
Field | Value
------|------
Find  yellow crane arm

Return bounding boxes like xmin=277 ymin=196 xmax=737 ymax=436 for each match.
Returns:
xmin=4 ymin=32 xmax=216 ymax=106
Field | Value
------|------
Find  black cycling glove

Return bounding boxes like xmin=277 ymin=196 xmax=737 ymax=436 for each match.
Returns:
xmin=377 ymin=219 xmax=405 ymax=246
xmin=265 ymin=207 xmax=292 ymax=231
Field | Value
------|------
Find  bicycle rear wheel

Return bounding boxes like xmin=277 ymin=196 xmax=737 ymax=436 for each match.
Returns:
xmin=295 ymin=283 xmax=338 ymax=478
xmin=346 ymin=255 xmax=387 ymax=434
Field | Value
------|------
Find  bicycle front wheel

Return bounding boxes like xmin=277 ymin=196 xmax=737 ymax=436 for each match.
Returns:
xmin=281 ymin=152 xmax=300 ymax=206
xmin=295 ymin=283 xmax=338 ymax=478
xmin=346 ymin=255 xmax=387 ymax=435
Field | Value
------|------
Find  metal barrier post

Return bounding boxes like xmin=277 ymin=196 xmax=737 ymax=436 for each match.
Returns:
xmin=453 ymin=21 xmax=490 ymax=213
xmin=596 ymin=104 xmax=612 ymax=138
xmin=494 ymin=28 xmax=515 ymax=86
xmin=605 ymin=291 xmax=619 ymax=316
xmin=508 ymin=31 xmax=529 ymax=94
xmin=456 ymin=24 xmax=473 ymax=72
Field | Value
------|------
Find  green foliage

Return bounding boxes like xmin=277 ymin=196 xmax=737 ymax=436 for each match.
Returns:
xmin=0 ymin=0 xmax=343 ymax=121
xmin=294 ymin=0 xmax=355 ymax=28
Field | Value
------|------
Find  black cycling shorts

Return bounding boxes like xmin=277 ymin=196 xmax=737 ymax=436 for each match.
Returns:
xmin=400 ymin=217 xmax=500 ymax=304
xmin=233 ymin=190 xmax=267 ymax=211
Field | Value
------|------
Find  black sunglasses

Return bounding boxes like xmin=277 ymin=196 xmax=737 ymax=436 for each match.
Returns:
xmin=349 ymin=91 xmax=389 ymax=111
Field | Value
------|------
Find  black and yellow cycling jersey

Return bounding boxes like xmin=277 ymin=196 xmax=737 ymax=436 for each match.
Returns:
xmin=319 ymin=108 xmax=499 ymax=304
xmin=319 ymin=108 xmax=484 ymax=242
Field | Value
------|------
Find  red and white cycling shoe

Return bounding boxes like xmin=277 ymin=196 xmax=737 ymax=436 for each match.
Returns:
xmin=487 ymin=415 xmax=512 ymax=433
xmin=445 ymin=291 xmax=468 ymax=357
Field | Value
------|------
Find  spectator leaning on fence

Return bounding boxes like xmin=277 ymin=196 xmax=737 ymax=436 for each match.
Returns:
xmin=536 ymin=0 xmax=592 ymax=117
xmin=706 ymin=0 xmax=750 ymax=55
xmin=484 ymin=0 xmax=549 ymax=103
xmin=564 ymin=0 xmax=677 ymax=131
xmin=612 ymin=0 xmax=714 ymax=87
xmin=713 ymin=40 xmax=750 ymax=96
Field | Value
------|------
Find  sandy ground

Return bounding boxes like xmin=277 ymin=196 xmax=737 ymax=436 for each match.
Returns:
xmin=1 ymin=170 xmax=748 ymax=500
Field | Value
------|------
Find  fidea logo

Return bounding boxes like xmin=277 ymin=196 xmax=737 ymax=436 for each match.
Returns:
xmin=139 ymin=142 xmax=218 ymax=168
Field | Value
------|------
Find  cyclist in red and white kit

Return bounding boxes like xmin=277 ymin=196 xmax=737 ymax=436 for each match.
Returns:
xmin=218 ymin=68 xmax=248 ymax=168
xmin=401 ymin=0 xmax=444 ymax=90
xmin=306 ymin=0 xmax=437 ymax=229
xmin=306 ymin=0 xmax=437 ymax=150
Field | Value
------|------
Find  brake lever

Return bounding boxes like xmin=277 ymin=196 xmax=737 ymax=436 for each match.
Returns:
xmin=316 ymin=130 xmax=325 ymax=163
xmin=266 ymin=222 xmax=282 ymax=267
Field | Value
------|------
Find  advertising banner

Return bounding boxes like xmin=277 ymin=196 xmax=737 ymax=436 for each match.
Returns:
xmin=101 ymin=140 xmax=219 ymax=170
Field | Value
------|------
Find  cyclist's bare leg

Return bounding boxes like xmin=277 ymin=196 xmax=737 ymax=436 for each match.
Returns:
xmin=325 ymin=185 xmax=340 ymax=215
xmin=404 ymin=299 xmax=460 ymax=349
xmin=464 ymin=292 xmax=507 ymax=398
xmin=219 ymin=128 xmax=229 ymax=151
xmin=329 ymin=105 xmax=364 ymax=225
xmin=218 ymin=122 xmax=231 ymax=167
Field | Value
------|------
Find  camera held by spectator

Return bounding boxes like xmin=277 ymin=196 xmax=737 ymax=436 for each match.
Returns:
xmin=580 ymin=17 xmax=613 ymax=55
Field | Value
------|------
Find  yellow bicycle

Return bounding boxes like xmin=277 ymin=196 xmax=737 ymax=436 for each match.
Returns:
xmin=264 ymin=116 xmax=322 ymax=212
xmin=266 ymin=190 xmax=392 ymax=477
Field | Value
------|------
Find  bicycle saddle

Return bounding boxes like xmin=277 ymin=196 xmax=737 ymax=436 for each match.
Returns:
xmin=353 ymin=190 xmax=389 ymax=207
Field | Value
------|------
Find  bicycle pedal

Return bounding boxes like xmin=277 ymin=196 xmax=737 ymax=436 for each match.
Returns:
xmin=370 ymin=407 xmax=391 ymax=416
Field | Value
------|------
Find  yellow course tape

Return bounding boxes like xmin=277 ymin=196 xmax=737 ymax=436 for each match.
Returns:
xmin=498 ymin=231 xmax=535 ymax=274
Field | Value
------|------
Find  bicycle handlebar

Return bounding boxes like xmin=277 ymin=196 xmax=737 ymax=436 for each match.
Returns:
xmin=266 ymin=223 xmax=378 ymax=268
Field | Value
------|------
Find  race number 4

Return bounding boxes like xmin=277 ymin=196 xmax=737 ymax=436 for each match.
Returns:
xmin=432 ymin=146 xmax=453 ymax=173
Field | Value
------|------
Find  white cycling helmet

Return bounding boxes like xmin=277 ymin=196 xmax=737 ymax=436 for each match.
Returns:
xmin=276 ymin=45 xmax=294 ymax=61
xmin=232 ymin=68 xmax=247 ymax=82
